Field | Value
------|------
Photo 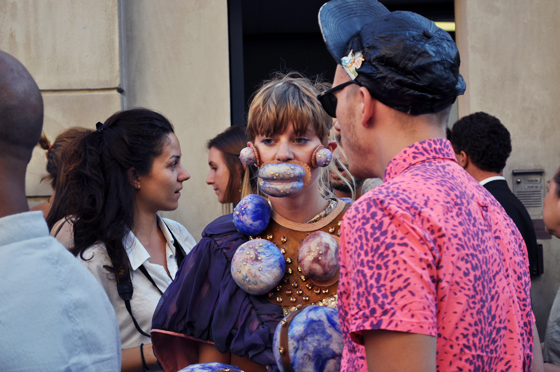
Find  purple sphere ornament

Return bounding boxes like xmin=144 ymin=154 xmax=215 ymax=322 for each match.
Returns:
xmin=239 ymin=146 xmax=258 ymax=166
xmin=312 ymin=147 xmax=332 ymax=168
xmin=258 ymin=162 xmax=306 ymax=197
xmin=231 ymin=239 xmax=285 ymax=295
xmin=298 ymin=231 xmax=339 ymax=286
xmin=233 ymin=194 xmax=271 ymax=236
xmin=273 ymin=306 xmax=343 ymax=372
xmin=178 ymin=362 xmax=243 ymax=372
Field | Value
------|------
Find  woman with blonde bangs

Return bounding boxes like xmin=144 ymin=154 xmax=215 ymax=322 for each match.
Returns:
xmin=152 ymin=73 xmax=348 ymax=372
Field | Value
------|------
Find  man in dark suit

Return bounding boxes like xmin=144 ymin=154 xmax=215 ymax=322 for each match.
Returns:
xmin=450 ymin=111 xmax=539 ymax=277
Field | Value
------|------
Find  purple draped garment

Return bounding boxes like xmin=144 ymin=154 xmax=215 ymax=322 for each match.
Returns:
xmin=152 ymin=214 xmax=283 ymax=372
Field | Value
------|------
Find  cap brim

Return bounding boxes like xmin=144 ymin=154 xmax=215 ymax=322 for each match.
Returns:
xmin=319 ymin=0 xmax=390 ymax=63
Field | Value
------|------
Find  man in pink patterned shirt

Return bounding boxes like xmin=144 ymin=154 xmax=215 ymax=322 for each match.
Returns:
xmin=316 ymin=1 xmax=535 ymax=371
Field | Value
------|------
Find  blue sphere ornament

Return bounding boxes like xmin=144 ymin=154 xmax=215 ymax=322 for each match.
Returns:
xmin=233 ymin=194 xmax=271 ymax=236
xmin=231 ymin=239 xmax=285 ymax=295
xmin=273 ymin=306 xmax=343 ymax=372
xmin=178 ymin=362 xmax=243 ymax=372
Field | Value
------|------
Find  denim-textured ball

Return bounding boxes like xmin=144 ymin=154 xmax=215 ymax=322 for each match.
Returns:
xmin=178 ymin=362 xmax=243 ymax=372
xmin=273 ymin=306 xmax=343 ymax=372
xmin=233 ymin=194 xmax=271 ymax=236
xmin=231 ymin=239 xmax=285 ymax=295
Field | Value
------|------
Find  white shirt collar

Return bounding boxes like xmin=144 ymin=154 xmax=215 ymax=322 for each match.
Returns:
xmin=479 ymin=175 xmax=506 ymax=186
xmin=124 ymin=215 xmax=176 ymax=271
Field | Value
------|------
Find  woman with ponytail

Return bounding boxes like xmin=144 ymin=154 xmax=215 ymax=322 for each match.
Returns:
xmin=49 ymin=108 xmax=196 ymax=371
xmin=31 ymin=127 xmax=91 ymax=219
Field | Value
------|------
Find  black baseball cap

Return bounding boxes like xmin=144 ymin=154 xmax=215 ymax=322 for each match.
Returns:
xmin=319 ymin=0 xmax=466 ymax=115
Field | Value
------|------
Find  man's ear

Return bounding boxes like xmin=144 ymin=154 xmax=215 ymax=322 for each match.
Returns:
xmin=456 ymin=151 xmax=469 ymax=168
xmin=128 ymin=168 xmax=141 ymax=190
xmin=360 ymin=86 xmax=375 ymax=128
xmin=326 ymin=139 xmax=337 ymax=154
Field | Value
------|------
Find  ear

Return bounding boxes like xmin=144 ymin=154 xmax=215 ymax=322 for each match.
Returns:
xmin=128 ymin=168 xmax=141 ymax=190
xmin=456 ymin=151 xmax=468 ymax=168
xmin=327 ymin=139 xmax=337 ymax=153
xmin=359 ymin=86 xmax=375 ymax=129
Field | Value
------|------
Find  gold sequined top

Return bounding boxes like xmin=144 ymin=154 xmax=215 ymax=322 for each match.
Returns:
xmin=250 ymin=200 xmax=349 ymax=316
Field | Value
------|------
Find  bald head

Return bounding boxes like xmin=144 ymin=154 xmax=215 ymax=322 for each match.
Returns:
xmin=0 ymin=50 xmax=43 ymax=162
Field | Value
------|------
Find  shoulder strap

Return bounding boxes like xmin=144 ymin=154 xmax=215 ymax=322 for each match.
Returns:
xmin=115 ymin=220 xmax=187 ymax=338
xmin=161 ymin=219 xmax=187 ymax=267
xmin=116 ymin=265 xmax=151 ymax=338
xmin=53 ymin=218 xmax=69 ymax=238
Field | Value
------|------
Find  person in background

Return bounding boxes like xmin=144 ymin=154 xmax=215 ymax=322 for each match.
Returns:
xmin=542 ymin=167 xmax=560 ymax=371
xmin=329 ymin=121 xmax=381 ymax=203
xmin=317 ymin=0 xmax=535 ymax=370
xmin=31 ymin=127 xmax=91 ymax=219
xmin=48 ymin=108 xmax=197 ymax=371
xmin=329 ymin=123 xmax=364 ymax=203
xmin=206 ymin=125 xmax=257 ymax=214
xmin=450 ymin=111 xmax=540 ymax=277
xmin=0 ymin=50 xmax=121 ymax=370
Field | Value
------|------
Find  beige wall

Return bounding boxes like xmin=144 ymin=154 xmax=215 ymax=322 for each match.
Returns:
xmin=1 ymin=0 xmax=230 ymax=239
xmin=120 ymin=0 xmax=229 ymax=239
xmin=0 ymin=0 xmax=122 ymax=200
xmin=456 ymin=0 xmax=560 ymax=337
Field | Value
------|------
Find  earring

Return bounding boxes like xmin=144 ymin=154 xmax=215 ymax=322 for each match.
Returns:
xmin=239 ymin=142 xmax=261 ymax=167
xmin=311 ymin=145 xmax=332 ymax=168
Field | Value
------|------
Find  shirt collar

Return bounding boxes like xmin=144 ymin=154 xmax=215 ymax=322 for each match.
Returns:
xmin=384 ymin=138 xmax=457 ymax=182
xmin=479 ymin=176 xmax=506 ymax=186
xmin=124 ymin=215 xmax=176 ymax=271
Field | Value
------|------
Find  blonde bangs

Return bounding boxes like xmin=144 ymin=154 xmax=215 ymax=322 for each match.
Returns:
xmin=247 ymin=73 xmax=332 ymax=144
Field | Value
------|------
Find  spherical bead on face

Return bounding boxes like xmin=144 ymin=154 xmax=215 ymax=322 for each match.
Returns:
xmin=239 ymin=146 xmax=258 ymax=166
xmin=231 ymin=239 xmax=285 ymax=295
xmin=314 ymin=147 xmax=332 ymax=167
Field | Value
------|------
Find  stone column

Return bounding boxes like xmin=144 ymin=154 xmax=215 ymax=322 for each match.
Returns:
xmin=120 ymin=0 xmax=230 ymax=239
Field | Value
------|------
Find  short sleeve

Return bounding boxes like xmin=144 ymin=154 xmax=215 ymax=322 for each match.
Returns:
xmin=339 ymin=197 xmax=439 ymax=345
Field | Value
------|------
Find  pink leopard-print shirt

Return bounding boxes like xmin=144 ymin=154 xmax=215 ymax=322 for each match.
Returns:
xmin=338 ymin=138 xmax=533 ymax=371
